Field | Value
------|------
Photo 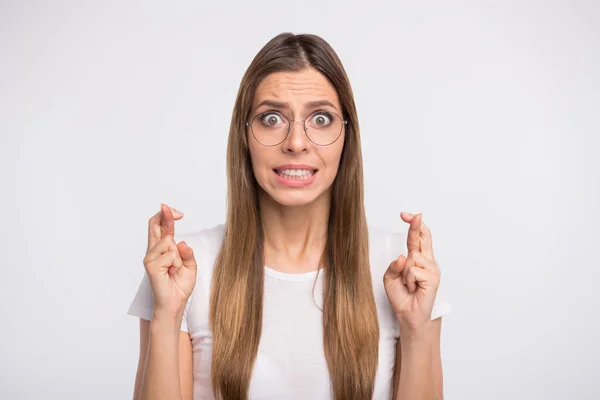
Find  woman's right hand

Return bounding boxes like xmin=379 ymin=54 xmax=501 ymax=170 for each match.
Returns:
xmin=143 ymin=203 xmax=198 ymax=317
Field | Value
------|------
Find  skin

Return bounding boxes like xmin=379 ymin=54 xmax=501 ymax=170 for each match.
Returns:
xmin=135 ymin=204 xmax=196 ymax=400
xmin=387 ymin=212 xmax=445 ymax=399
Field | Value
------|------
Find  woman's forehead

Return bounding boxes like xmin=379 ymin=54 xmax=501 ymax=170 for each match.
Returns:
xmin=252 ymin=68 xmax=340 ymax=110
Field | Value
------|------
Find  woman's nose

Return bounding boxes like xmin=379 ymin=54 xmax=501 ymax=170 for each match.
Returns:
xmin=283 ymin=120 xmax=309 ymax=153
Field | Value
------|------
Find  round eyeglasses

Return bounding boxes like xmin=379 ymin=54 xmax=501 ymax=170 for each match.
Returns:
xmin=246 ymin=110 xmax=348 ymax=146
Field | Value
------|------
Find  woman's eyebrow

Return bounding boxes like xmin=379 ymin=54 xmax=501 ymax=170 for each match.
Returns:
xmin=255 ymin=99 xmax=339 ymax=112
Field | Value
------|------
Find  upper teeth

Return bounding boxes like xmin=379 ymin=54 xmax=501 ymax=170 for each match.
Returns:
xmin=279 ymin=169 xmax=314 ymax=176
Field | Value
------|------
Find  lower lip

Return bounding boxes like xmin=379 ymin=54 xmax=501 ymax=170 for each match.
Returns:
xmin=273 ymin=170 xmax=318 ymax=187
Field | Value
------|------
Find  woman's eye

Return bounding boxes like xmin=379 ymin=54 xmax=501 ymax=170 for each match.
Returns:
xmin=311 ymin=112 xmax=332 ymax=126
xmin=261 ymin=112 xmax=284 ymax=126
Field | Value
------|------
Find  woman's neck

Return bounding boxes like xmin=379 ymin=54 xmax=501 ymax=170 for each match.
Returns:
xmin=258 ymin=189 xmax=330 ymax=274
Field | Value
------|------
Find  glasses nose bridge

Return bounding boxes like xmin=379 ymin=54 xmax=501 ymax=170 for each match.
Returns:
xmin=288 ymin=118 xmax=305 ymax=127
xmin=286 ymin=118 xmax=307 ymax=134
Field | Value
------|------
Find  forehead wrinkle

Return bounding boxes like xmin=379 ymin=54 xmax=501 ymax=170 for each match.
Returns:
xmin=255 ymin=80 xmax=336 ymax=96
xmin=262 ymin=79 xmax=330 ymax=92
xmin=255 ymin=96 xmax=339 ymax=118
xmin=258 ymin=72 xmax=334 ymax=95
xmin=254 ymin=89 xmax=339 ymax=113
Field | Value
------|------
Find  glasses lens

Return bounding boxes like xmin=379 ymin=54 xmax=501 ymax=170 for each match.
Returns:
xmin=305 ymin=111 xmax=343 ymax=145
xmin=250 ymin=112 xmax=289 ymax=146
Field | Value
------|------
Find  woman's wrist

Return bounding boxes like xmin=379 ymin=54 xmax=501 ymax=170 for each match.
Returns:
xmin=398 ymin=319 xmax=433 ymax=344
xmin=152 ymin=308 xmax=185 ymax=330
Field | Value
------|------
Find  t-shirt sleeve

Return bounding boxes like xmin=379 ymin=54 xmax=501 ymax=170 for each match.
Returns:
xmin=387 ymin=231 xmax=452 ymax=320
xmin=126 ymin=233 xmax=195 ymax=333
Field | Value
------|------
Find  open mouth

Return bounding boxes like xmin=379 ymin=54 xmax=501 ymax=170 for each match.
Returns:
xmin=273 ymin=168 xmax=318 ymax=181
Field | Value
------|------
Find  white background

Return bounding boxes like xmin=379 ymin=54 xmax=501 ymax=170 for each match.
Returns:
xmin=1 ymin=0 xmax=599 ymax=399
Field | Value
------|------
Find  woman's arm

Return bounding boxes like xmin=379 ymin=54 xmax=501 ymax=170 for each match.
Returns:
xmin=392 ymin=317 xmax=444 ymax=400
xmin=133 ymin=318 xmax=194 ymax=400
xmin=133 ymin=319 xmax=151 ymax=399
xmin=137 ymin=310 xmax=191 ymax=400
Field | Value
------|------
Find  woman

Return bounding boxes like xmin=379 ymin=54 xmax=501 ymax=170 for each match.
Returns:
xmin=127 ymin=32 xmax=451 ymax=400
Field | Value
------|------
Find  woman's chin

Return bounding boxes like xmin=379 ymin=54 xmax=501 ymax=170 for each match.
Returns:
xmin=256 ymin=179 xmax=332 ymax=208
xmin=257 ymin=187 xmax=320 ymax=208
xmin=272 ymin=193 xmax=318 ymax=207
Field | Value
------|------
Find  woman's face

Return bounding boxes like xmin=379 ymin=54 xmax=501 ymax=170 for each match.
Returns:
xmin=247 ymin=67 xmax=346 ymax=207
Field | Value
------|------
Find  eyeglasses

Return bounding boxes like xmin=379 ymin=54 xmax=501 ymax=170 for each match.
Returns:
xmin=246 ymin=110 xmax=348 ymax=146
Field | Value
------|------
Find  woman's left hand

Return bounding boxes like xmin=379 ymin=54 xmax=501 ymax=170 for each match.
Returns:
xmin=383 ymin=212 xmax=441 ymax=331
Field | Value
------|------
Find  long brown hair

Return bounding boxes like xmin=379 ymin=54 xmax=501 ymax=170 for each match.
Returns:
xmin=209 ymin=32 xmax=379 ymax=400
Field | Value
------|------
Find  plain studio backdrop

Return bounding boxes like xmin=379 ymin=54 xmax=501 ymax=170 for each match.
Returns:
xmin=1 ymin=0 xmax=599 ymax=399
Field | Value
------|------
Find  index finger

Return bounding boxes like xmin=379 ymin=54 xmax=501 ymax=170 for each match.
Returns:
xmin=160 ymin=203 xmax=175 ymax=237
xmin=406 ymin=213 xmax=422 ymax=253
xmin=401 ymin=212 xmax=435 ymax=260
xmin=147 ymin=204 xmax=179 ymax=251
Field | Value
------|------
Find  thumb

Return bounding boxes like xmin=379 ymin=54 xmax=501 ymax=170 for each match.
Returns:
xmin=385 ymin=254 xmax=408 ymax=279
xmin=178 ymin=241 xmax=197 ymax=271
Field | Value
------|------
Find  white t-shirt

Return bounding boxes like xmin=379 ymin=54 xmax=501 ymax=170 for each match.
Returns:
xmin=127 ymin=223 xmax=452 ymax=400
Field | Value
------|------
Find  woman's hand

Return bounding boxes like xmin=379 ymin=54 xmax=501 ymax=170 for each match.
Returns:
xmin=383 ymin=212 xmax=441 ymax=331
xmin=143 ymin=203 xmax=198 ymax=317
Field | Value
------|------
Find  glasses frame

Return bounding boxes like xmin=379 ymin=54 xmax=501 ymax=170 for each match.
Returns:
xmin=245 ymin=109 xmax=348 ymax=147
